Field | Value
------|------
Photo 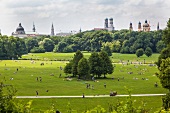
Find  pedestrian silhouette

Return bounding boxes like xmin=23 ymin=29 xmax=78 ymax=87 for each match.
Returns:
xmin=36 ymin=91 xmax=38 ymax=96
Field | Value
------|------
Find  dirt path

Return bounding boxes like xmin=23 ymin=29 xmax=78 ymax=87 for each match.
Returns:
xmin=16 ymin=94 xmax=165 ymax=98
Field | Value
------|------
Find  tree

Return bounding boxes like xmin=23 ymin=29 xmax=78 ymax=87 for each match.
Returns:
xmin=25 ymin=38 xmax=38 ymax=52
xmin=89 ymin=52 xmax=104 ymax=78
xmin=135 ymin=48 xmax=144 ymax=57
xmin=0 ymin=36 xmax=27 ymax=60
xmin=102 ymin=45 xmax=112 ymax=56
xmin=99 ymin=51 xmax=114 ymax=78
xmin=64 ymin=61 xmax=73 ymax=75
xmin=162 ymin=19 xmax=170 ymax=45
xmin=156 ymin=58 xmax=170 ymax=90
xmin=112 ymin=40 xmax=121 ymax=52
xmin=72 ymin=50 xmax=83 ymax=76
xmin=156 ymin=40 xmax=166 ymax=53
xmin=53 ymin=41 xmax=67 ymax=53
xmin=145 ymin=47 xmax=152 ymax=57
xmin=0 ymin=82 xmax=32 ymax=112
xmin=63 ymin=45 xmax=73 ymax=53
xmin=42 ymin=38 xmax=54 ymax=52
xmin=156 ymin=18 xmax=170 ymax=110
xmin=77 ymin=58 xmax=90 ymax=80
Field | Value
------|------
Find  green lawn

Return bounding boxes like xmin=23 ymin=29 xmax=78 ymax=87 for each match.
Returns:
xmin=0 ymin=53 xmax=167 ymax=112
xmin=20 ymin=52 xmax=160 ymax=63
xmin=20 ymin=96 xmax=163 ymax=113
xmin=0 ymin=60 xmax=167 ymax=96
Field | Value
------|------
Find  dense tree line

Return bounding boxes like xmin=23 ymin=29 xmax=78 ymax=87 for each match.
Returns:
xmin=0 ymin=29 xmax=166 ymax=59
xmin=0 ymin=35 xmax=27 ymax=60
xmin=64 ymin=50 xmax=114 ymax=79
xmin=22 ymin=30 xmax=165 ymax=55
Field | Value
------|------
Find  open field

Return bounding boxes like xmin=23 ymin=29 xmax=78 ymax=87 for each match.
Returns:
xmin=0 ymin=53 xmax=167 ymax=112
xmin=21 ymin=52 xmax=160 ymax=63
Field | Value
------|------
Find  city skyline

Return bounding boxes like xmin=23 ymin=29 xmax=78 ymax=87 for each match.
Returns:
xmin=0 ymin=0 xmax=170 ymax=35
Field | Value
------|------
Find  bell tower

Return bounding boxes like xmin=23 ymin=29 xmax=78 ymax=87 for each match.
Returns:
xmin=129 ymin=22 xmax=133 ymax=31
xmin=138 ymin=21 xmax=142 ymax=32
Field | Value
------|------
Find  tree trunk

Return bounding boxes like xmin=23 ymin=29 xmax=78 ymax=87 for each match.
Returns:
xmin=104 ymin=74 xmax=106 ymax=78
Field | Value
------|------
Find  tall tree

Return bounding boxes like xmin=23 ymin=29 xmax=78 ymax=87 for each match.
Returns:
xmin=72 ymin=50 xmax=83 ymax=76
xmin=77 ymin=58 xmax=90 ymax=80
xmin=89 ymin=52 xmax=104 ymax=78
xmin=156 ymin=18 xmax=170 ymax=110
xmin=99 ymin=51 xmax=114 ymax=78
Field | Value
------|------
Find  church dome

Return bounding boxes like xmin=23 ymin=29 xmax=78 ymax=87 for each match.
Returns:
xmin=15 ymin=23 xmax=25 ymax=34
xmin=16 ymin=23 xmax=24 ymax=31
xmin=143 ymin=20 xmax=149 ymax=27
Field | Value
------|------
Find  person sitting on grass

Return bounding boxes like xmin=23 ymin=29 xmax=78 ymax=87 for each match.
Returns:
xmin=154 ymin=82 xmax=158 ymax=87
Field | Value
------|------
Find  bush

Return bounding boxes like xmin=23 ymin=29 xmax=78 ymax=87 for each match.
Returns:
xmin=145 ymin=47 xmax=152 ymax=57
xmin=136 ymin=48 xmax=144 ymax=57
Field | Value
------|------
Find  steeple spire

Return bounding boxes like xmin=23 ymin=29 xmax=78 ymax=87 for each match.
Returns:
xmin=79 ymin=27 xmax=82 ymax=33
xmin=33 ymin=22 xmax=36 ymax=32
xmin=51 ymin=23 xmax=54 ymax=36
xmin=157 ymin=22 xmax=160 ymax=31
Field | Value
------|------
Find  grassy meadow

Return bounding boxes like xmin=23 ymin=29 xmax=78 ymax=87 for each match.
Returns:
xmin=0 ymin=52 xmax=167 ymax=112
xmin=21 ymin=52 xmax=159 ymax=63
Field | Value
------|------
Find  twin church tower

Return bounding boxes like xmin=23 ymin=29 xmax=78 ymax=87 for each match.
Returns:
xmin=104 ymin=18 xmax=115 ymax=31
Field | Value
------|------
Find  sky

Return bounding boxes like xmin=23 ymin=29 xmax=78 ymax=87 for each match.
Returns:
xmin=0 ymin=0 xmax=170 ymax=36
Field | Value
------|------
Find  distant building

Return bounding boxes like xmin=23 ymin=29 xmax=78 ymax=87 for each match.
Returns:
xmin=108 ymin=18 xmax=115 ymax=31
xmin=94 ymin=18 xmax=115 ymax=31
xmin=129 ymin=22 xmax=133 ymax=31
xmin=12 ymin=23 xmax=47 ymax=38
xmin=93 ymin=28 xmax=107 ymax=31
xmin=12 ymin=23 xmax=27 ymax=37
xmin=104 ymin=18 xmax=109 ymax=29
xmin=51 ymin=23 xmax=55 ymax=36
xmin=157 ymin=22 xmax=160 ymax=31
xmin=138 ymin=21 xmax=142 ymax=32
xmin=130 ymin=20 xmax=154 ymax=32
xmin=33 ymin=22 xmax=36 ymax=32
xmin=143 ymin=20 xmax=150 ymax=32
xmin=56 ymin=32 xmax=72 ymax=37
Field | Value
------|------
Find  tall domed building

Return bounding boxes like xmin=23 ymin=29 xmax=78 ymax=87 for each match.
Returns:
xmin=12 ymin=23 xmax=47 ymax=38
xmin=15 ymin=23 xmax=25 ymax=34
xmin=12 ymin=23 xmax=27 ymax=37
xmin=143 ymin=20 xmax=150 ymax=32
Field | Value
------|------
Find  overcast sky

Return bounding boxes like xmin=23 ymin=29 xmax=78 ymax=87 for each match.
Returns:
xmin=0 ymin=0 xmax=170 ymax=35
